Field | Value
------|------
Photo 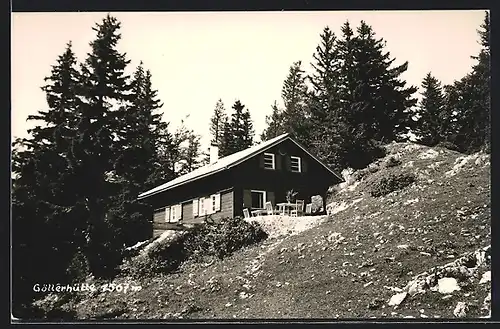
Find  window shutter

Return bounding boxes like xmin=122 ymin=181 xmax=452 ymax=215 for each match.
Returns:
xmin=285 ymin=156 xmax=291 ymax=171
xmin=243 ymin=189 xmax=252 ymax=208
xmin=302 ymin=158 xmax=308 ymax=172
xmin=214 ymin=193 xmax=221 ymax=211
xmin=193 ymin=199 xmax=199 ymax=217
xmin=259 ymin=154 xmax=265 ymax=168
xmin=267 ymin=191 xmax=275 ymax=206
xmin=165 ymin=207 xmax=170 ymax=222
xmin=276 ymin=154 xmax=282 ymax=170
xmin=205 ymin=197 xmax=212 ymax=215
xmin=177 ymin=204 xmax=183 ymax=220
xmin=199 ymin=197 xmax=205 ymax=216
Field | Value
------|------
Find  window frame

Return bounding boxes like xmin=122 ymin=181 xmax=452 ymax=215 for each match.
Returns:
xmin=171 ymin=205 xmax=176 ymax=221
xmin=263 ymin=153 xmax=275 ymax=170
xmin=211 ymin=194 xmax=216 ymax=213
xmin=193 ymin=199 xmax=199 ymax=217
xmin=199 ymin=197 xmax=206 ymax=216
xmin=290 ymin=156 xmax=302 ymax=173
xmin=250 ymin=190 xmax=267 ymax=209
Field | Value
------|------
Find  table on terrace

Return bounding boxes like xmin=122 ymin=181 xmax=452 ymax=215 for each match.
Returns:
xmin=251 ymin=209 xmax=268 ymax=217
xmin=276 ymin=202 xmax=299 ymax=216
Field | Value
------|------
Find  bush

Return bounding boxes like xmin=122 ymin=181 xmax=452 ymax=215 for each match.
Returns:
xmin=66 ymin=251 xmax=90 ymax=282
xmin=368 ymin=164 xmax=380 ymax=173
xmin=127 ymin=217 xmax=267 ymax=278
xmin=352 ymin=168 xmax=369 ymax=182
xmin=353 ymin=160 xmax=381 ymax=182
xmin=436 ymin=141 xmax=461 ymax=153
xmin=385 ymin=156 xmax=401 ymax=168
xmin=369 ymin=172 xmax=416 ymax=197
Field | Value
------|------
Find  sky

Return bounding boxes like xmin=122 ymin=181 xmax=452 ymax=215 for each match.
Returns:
xmin=11 ymin=10 xmax=486 ymax=151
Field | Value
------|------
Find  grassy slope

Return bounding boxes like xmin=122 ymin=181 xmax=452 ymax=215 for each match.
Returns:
xmin=66 ymin=142 xmax=491 ymax=320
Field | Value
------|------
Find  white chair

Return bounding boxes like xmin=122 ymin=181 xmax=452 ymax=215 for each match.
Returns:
xmin=243 ymin=208 xmax=250 ymax=219
xmin=305 ymin=203 xmax=313 ymax=215
xmin=265 ymin=201 xmax=278 ymax=215
xmin=290 ymin=200 xmax=305 ymax=217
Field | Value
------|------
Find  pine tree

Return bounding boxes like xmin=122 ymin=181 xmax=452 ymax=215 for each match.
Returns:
xmin=281 ymin=61 xmax=309 ymax=129
xmin=478 ymin=11 xmax=490 ymax=49
xmin=209 ymin=99 xmax=227 ymax=145
xmin=261 ymin=61 xmax=310 ymax=143
xmin=218 ymin=119 xmax=233 ymax=157
xmin=307 ymin=27 xmax=343 ymax=168
xmin=27 ymin=42 xmax=83 ymax=153
xmin=309 ymin=27 xmax=340 ymax=123
xmin=261 ymin=101 xmax=285 ymax=141
xmin=108 ymin=62 xmax=172 ymax=247
xmin=240 ymin=104 xmax=255 ymax=148
xmin=304 ymin=20 xmax=417 ymax=170
xmin=414 ymin=73 xmax=446 ymax=146
xmin=218 ymin=100 xmax=254 ymax=156
xmin=169 ymin=119 xmax=190 ymax=175
xmin=71 ymin=14 xmax=133 ymax=277
xmin=114 ymin=63 xmax=170 ymax=191
xmin=178 ymin=131 xmax=203 ymax=174
xmin=470 ymin=11 xmax=490 ymax=152
xmin=153 ymin=124 xmax=180 ymax=181
xmin=12 ymin=43 xmax=86 ymax=315
xmin=350 ymin=21 xmax=418 ymax=143
xmin=443 ymin=11 xmax=490 ymax=153
xmin=323 ymin=21 xmax=369 ymax=169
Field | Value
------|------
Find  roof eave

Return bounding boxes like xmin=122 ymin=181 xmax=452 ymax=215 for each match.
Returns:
xmin=137 ymin=166 xmax=229 ymax=200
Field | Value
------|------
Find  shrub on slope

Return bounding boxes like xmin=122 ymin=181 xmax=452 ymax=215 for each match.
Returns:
xmin=124 ymin=217 xmax=267 ymax=278
xmin=369 ymin=172 xmax=416 ymax=197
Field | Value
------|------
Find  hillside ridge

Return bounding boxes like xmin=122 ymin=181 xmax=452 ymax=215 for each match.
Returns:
xmin=33 ymin=142 xmax=491 ymax=320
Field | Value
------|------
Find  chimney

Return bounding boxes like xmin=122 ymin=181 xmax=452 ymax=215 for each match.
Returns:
xmin=209 ymin=143 xmax=219 ymax=164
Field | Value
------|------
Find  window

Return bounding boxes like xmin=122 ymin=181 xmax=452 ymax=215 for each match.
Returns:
xmin=290 ymin=156 xmax=301 ymax=173
xmin=263 ymin=153 xmax=275 ymax=170
xmin=251 ymin=190 xmax=266 ymax=209
xmin=171 ymin=205 xmax=177 ymax=222
xmin=195 ymin=194 xmax=221 ymax=216
xmin=214 ymin=193 xmax=221 ymax=212
xmin=193 ymin=199 xmax=199 ymax=217
xmin=170 ymin=204 xmax=182 ymax=222
xmin=199 ymin=197 xmax=206 ymax=216
xmin=212 ymin=195 xmax=216 ymax=213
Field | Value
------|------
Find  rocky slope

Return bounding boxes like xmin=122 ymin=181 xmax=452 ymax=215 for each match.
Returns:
xmin=33 ymin=142 xmax=491 ymax=320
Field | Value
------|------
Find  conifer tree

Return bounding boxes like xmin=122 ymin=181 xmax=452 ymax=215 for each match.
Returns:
xmin=218 ymin=119 xmax=233 ymax=157
xmin=179 ymin=131 xmax=203 ymax=174
xmin=70 ymin=14 xmax=133 ymax=276
xmin=414 ymin=72 xmax=446 ymax=146
xmin=209 ymin=99 xmax=227 ymax=145
xmin=349 ymin=21 xmax=418 ymax=143
xmin=108 ymin=62 xmax=173 ymax=247
xmin=309 ymin=27 xmax=340 ymax=122
xmin=261 ymin=101 xmax=285 ymax=141
xmin=307 ymin=27 xmax=343 ymax=168
xmin=12 ymin=42 xmax=86 ymax=316
xmin=230 ymin=100 xmax=255 ymax=155
xmin=443 ymin=11 xmax=490 ymax=153
xmin=261 ymin=61 xmax=310 ymax=143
